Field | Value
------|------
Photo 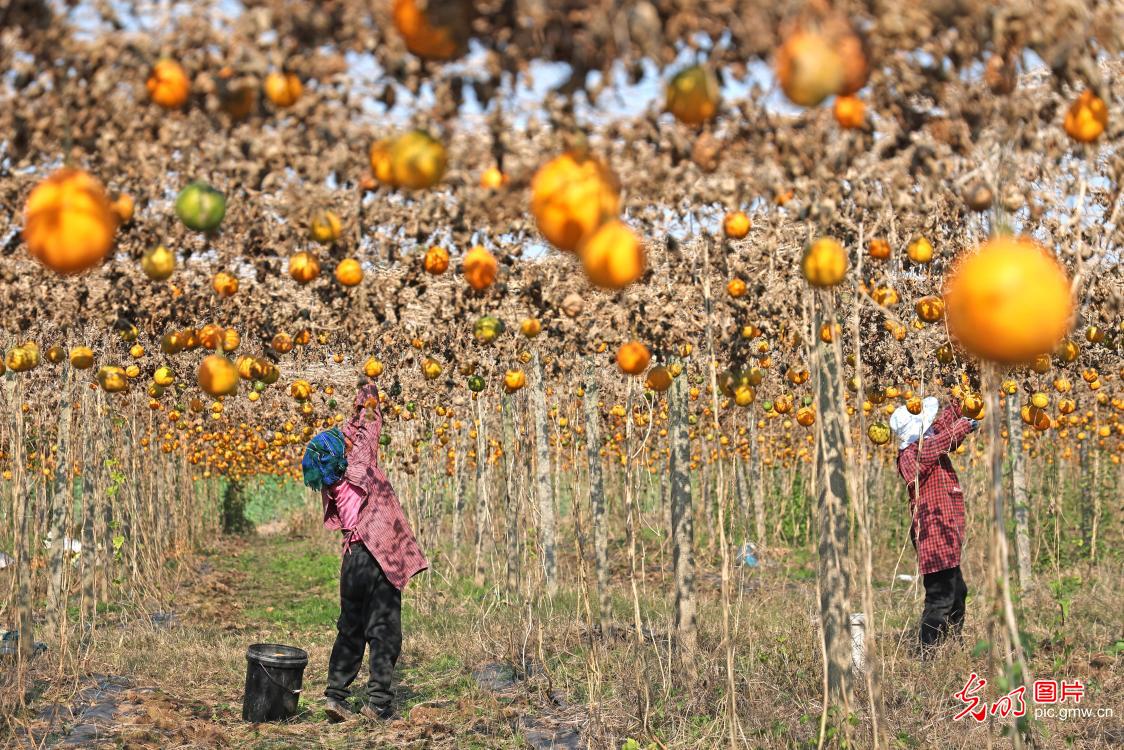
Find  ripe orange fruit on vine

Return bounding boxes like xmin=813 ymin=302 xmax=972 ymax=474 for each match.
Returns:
xmin=1064 ymin=90 xmax=1107 ymax=143
xmin=69 ymin=346 xmax=94 ymax=369
xmin=867 ymin=422 xmax=891 ymax=445
xmin=867 ymin=238 xmax=891 ymax=260
xmin=289 ymin=251 xmax=320 ymax=284
xmin=392 ymin=0 xmax=470 ymax=60
xmin=616 ymin=341 xmax=651 ymax=375
xmin=463 ymin=245 xmax=497 ymax=290
xmin=24 ymin=168 xmax=117 ymax=274
xmin=665 ymin=65 xmax=720 ymax=125
xmin=272 ymin=333 xmax=294 ymax=353
xmin=335 ymin=258 xmax=363 ymax=286
xmin=369 ymin=140 xmax=394 ymax=185
xmin=833 ymin=95 xmax=864 ymax=128
xmin=198 ymin=355 xmax=239 ymax=396
xmin=154 ymin=366 xmax=175 ymax=387
xmin=907 ymin=236 xmax=934 ymax=264
xmin=221 ymin=328 xmax=240 ymax=352
xmin=423 ymin=245 xmax=450 ymax=275
xmin=309 ymin=210 xmax=342 ymax=244
xmin=389 ymin=130 xmax=447 ymax=189
xmin=796 ymin=406 xmax=816 ymax=426
xmin=363 ymin=357 xmax=384 ymax=378
xmin=645 ymin=365 xmax=673 ymax=392
xmin=6 ymin=344 xmax=38 ymax=372
xmin=146 ymin=59 xmax=190 ymax=109
xmin=421 ymin=357 xmax=442 ymax=380
xmin=1021 ymin=404 xmax=1051 ymax=431
xmin=872 ymin=286 xmax=899 ymax=306
xmin=727 ymin=278 xmax=747 ymax=298
xmin=216 ymin=67 xmax=256 ymax=120
xmin=915 ymin=295 xmax=944 ymax=322
xmin=579 ymin=220 xmax=645 ymax=290
xmin=802 ymin=238 xmax=848 ymax=287
xmin=290 ymin=379 xmax=313 ymax=401
xmin=480 ymin=167 xmax=507 ymax=189
xmin=961 ymin=392 xmax=985 ymax=419
xmin=723 ymin=210 xmax=751 ymax=239
xmin=110 ymin=193 xmax=134 ymax=223
xmin=142 ymin=245 xmax=175 ymax=281
xmin=520 ymin=318 xmax=542 ymax=338
xmin=97 ymin=365 xmax=129 ymax=393
xmin=263 ymin=71 xmax=302 ymax=107
xmin=531 ymin=151 xmax=621 ymax=252
xmin=503 ymin=369 xmax=526 ymax=392
xmin=943 ymin=236 xmax=1074 ymax=363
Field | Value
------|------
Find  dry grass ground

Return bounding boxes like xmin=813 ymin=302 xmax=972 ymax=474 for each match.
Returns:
xmin=2 ymin=505 xmax=1121 ymax=750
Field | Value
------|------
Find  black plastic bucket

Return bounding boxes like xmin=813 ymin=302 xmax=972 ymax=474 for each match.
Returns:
xmin=242 ymin=643 xmax=308 ymax=722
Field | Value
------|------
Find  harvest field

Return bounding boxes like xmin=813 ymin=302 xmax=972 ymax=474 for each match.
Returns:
xmin=1 ymin=1 xmax=1123 ymax=748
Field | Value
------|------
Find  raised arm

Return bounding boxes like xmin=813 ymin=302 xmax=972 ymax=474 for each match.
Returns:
xmin=343 ymin=384 xmax=383 ymax=486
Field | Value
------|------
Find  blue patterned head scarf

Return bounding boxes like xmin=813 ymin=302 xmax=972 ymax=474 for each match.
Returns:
xmin=302 ymin=426 xmax=348 ymax=490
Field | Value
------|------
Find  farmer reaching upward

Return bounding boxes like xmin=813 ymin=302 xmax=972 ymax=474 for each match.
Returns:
xmin=890 ymin=396 xmax=979 ymax=656
xmin=313 ymin=381 xmax=429 ymax=721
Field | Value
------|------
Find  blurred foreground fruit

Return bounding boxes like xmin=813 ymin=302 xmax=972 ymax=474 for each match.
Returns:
xmin=775 ymin=23 xmax=866 ymax=108
xmin=24 ymin=168 xmax=117 ymax=274
xmin=579 ymin=221 xmax=645 ymax=290
xmin=198 ymin=355 xmax=239 ymax=396
xmin=616 ymin=341 xmax=651 ymax=375
xmin=943 ymin=236 xmax=1073 ymax=364
xmin=531 ymin=151 xmax=620 ymax=252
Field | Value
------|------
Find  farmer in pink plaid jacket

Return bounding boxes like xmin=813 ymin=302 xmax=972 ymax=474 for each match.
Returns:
xmin=322 ymin=381 xmax=428 ymax=722
xmin=891 ymin=396 xmax=978 ymax=654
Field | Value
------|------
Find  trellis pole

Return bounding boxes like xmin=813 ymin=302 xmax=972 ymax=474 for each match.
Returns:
xmin=530 ymin=351 xmax=557 ymax=597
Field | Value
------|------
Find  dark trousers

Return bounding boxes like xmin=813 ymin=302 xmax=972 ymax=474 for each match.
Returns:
xmin=920 ymin=565 xmax=967 ymax=649
xmin=325 ymin=544 xmax=402 ymax=708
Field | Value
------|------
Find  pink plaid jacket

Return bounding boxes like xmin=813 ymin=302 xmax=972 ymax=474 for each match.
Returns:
xmin=322 ymin=384 xmax=429 ymax=589
xmin=896 ymin=400 xmax=975 ymax=575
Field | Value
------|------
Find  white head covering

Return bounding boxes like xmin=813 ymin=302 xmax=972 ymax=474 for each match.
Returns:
xmin=889 ymin=396 xmax=940 ymax=450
